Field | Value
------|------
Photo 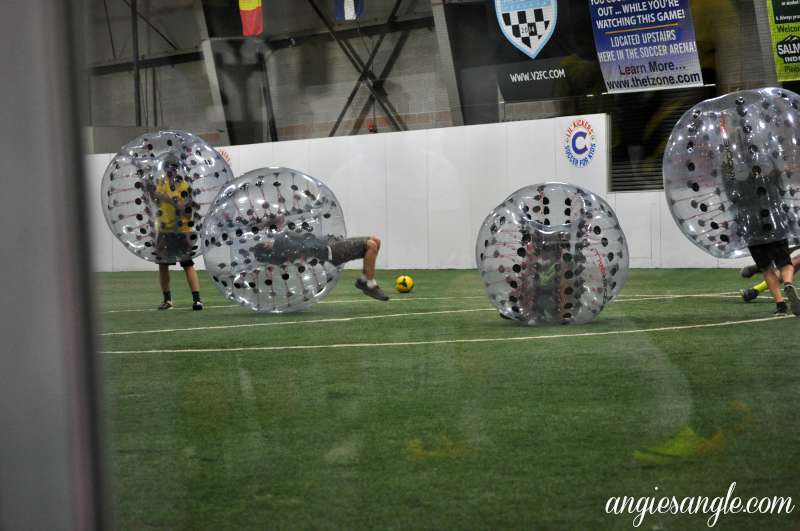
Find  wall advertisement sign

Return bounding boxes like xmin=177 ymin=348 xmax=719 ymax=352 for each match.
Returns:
xmin=768 ymin=0 xmax=800 ymax=81
xmin=589 ymin=0 xmax=703 ymax=93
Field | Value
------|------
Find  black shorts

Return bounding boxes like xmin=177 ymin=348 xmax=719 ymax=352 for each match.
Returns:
xmin=329 ymin=237 xmax=370 ymax=266
xmin=156 ymin=233 xmax=194 ymax=267
xmin=748 ymin=239 xmax=791 ymax=271
xmin=159 ymin=259 xmax=195 ymax=268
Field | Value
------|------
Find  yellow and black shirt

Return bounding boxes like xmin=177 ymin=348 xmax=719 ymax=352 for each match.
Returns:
xmin=155 ymin=177 xmax=192 ymax=234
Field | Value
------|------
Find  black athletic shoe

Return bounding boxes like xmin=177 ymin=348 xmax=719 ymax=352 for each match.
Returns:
xmin=740 ymin=264 xmax=759 ymax=279
xmin=355 ymin=279 xmax=389 ymax=301
xmin=741 ymin=288 xmax=759 ymax=303
xmin=775 ymin=303 xmax=788 ymax=317
xmin=783 ymin=285 xmax=800 ymax=316
xmin=158 ymin=301 xmax=174 ymax=310
xmin=192 ymin=300 xmax=204 ymax=311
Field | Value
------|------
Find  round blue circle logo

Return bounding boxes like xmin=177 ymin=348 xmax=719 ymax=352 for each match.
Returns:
xmin=564 ymin=119 xmax=597 ymax=168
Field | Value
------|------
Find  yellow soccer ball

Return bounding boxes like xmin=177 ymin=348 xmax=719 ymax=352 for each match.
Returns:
xmin=395 ymin=275 xmax=414 ymax=293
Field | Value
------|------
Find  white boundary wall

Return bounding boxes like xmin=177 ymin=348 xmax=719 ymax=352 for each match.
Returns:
xmin=85 ymin=114 xmax=753 ymax=272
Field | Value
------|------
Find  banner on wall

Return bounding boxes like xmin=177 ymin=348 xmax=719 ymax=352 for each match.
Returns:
xmin=335 ymin=0 xmax=364 ymax=21
xmin=767 ymin=0 xmax=800 ymax=81
xmin=494 ymin=0 xmax=557 ymax=60
xmin=494 ymin=57 xmax=571 ymax=100
xmin=486 ymin=1 xmax=604 ymax=102
xmin=589 ymin=0 xmax=703 ymax=93
xmin=238 ymin=0 xmax=263 ymax=36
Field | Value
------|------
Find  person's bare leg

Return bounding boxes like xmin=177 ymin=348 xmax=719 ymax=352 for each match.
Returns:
xmin=780 ymin=263 xmax=795 ymax=285
xmin=362 ymin=236 xmax=380 ymax=280
xmin=159 ymin=264 xmax=170 ymax=293
xmin=183 ymin=265 xmax=203 ymax=310
xmin=780 ymin=263 xmax=800 ymax=315
xmin=356 ymin=236 xmax=388 ymax=301
xmin=184 ymin=265 xmax=200 ymax=292
xmin=765 ymin=268 xmax=783 ymax=302
xmin=158 ymin=264 xmax=173 ymax=309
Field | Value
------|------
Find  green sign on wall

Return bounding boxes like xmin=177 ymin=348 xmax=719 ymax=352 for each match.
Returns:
xmin=768 ymin=0 xmax=800 ymax=80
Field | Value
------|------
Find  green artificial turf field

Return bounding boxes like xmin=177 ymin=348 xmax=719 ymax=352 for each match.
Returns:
xmin=98 ymin=269 xmax=800 ymax=530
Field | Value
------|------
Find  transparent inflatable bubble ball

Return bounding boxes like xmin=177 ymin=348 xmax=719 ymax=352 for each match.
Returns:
xmin=202 ymin=167 xmax=347 ymax=313
xmin=100 ymin=130 xmax=233 ymax=264
xmin=476 ymin=183 xmax=629 ymax=326
xmin=663 ymin=87 xmax=800 ymax=259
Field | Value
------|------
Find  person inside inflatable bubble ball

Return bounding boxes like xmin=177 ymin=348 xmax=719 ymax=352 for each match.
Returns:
xmin=249 ymin=226 xmax=390 ymax=301
xmin=663 ymin=88 xmax=800 ymax=317
xmin=148 ymin=154 xmax=204 ymax=310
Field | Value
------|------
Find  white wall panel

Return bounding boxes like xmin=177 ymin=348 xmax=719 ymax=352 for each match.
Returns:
xmin=613 ymin=191 xmax=661 ymax=269
xmin=426 ymin=126 xmax=473 ymax=268
xmin=463 ymin=124 xmax=516 ymax=239
xmin=303 ymin=136 xmax=355 ymax=267
xmin=303 ymin=136 xmax=352 ymax=201
xmin=229 ymin=142 xmax=273 ymax=175
xmin=466 ymin=123 xmax=509 ymax=252
xmin=505 ymin=119 xmax=557 ymax=192
xmin=346 ymin=134 xmax=389 ymax=269
xmin=304 ymin=136 xmax=352 ymax=223
xmin=385 ymin=130 xmax=429 ymax=268
xmin=270 ymin=138 xmax=310 ymax=170
xmin=85 ymin=154 xmax=115 ymax=272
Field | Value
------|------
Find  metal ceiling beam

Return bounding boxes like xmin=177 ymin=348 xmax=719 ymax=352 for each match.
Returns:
xmin=259 ymin=46 xmax=279 ymax=142
xmin=349 ymin=28 xmax=411 ymax=134
xmin=131 ymin=0 xmax=142 ymax=125
xmin=266 ymin=14 xmax=433 ymax=48
xmin=306 ymin=0 xmax=405 ymax=131
xmin=90 ymin=48 xmax=202 ymax=75
xmin=330 ymin=0 xmax=406 ymax=136
xmin=753 ymin=1 xmax=778 ymax=86
xmin=102 ymin=0 xmax=117 ymax=58
xmin=430 ymin=0 xmax=464 ymax=126
xmin=119 ymin=0 xmax=180 ymax=50
xmin=193 ymin=0 xmax=231 ymax=145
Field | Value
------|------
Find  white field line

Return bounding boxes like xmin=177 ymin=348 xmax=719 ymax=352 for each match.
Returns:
xmin=100 ymin=292 xmax=747 ymax=337
xmin=99 ymin=295 xmax=488 ymax=314
xmin=617 ymin=293 xmax=741 ymax=301
xmin=621 ymin=292 xmax=739 ymax=297
xmin=100 ymin=308 xmax=495 ymax=336
xmin=102 ymin=315 xmax=791 ymax=354
xmin=99 ymin=292 xmax=741 ymax=314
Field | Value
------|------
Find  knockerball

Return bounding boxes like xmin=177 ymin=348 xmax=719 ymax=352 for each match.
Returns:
xmin=476 ymin=183 xmax=629 ymax=325
xmin=202 ymin=167 xmax=347 ymax=313
xmin=100 ymin=130 xmax=233 ymax=264
xmin=663 ymin=88 xmax=800 ymax=258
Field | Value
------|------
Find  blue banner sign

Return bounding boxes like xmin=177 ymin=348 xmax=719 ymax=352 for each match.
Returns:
xmin=589 ymin=0 xmax=703 ymax=93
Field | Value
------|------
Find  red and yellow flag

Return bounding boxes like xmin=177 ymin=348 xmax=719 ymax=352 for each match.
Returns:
xmin=239 ymin=0 xmax=263 ymax=36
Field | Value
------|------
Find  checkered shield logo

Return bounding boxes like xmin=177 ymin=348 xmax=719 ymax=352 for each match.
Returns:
xmin=495 ymin=0 xmax=556 ymax=60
